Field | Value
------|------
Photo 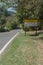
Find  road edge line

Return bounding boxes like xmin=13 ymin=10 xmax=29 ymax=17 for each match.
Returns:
xmin=0 ymin=32 xmax=19 ymax=55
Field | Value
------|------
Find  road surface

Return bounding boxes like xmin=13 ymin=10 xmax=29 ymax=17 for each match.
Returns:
xmin=0 ymin=29 xmax=20 ymax=50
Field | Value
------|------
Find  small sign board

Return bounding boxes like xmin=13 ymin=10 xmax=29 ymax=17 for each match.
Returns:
xmin=24 ymin=20 xmax=38 ymax=22
xmin=24 ymin=20 xmax=38 ymax=27
xmin=24 ymin=22 xmax=38 ymax=26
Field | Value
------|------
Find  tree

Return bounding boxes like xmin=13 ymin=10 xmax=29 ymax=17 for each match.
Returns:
xmin=38 ymin=1 xmax=43 ymax=29
xmin=0 ymin=0 xmax=6 ymax=2
xmin=0 ymin=15 xmax=6 ymax=32
xmin=17 ymin=0 xmax=43 ymax=35
xmin=17 ymin=0 xmax=41 ymax=23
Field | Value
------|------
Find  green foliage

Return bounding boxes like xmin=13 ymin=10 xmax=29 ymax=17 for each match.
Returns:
xmin=5 ymin=16 xmax=19 ymax=31
xmin=0 ymin=2 xmax=19 ymax=32
xmin=5 ymin=21 xmax=12 ymax=31
xmin=17 ymin=0 xmax=41 ymax=22
xmin=38 ymin=1 xmax=43 ymax=19
xmin=11 ymin=21 xmax=18 ymax=29
xmin=11 ymin=17 xmax=19 ymax=29
xmin=0 ymin=15 xmax=6 ymax=25
xmin=0 ymin=26 xmax=5 ymax=32
xmin=17 ymin=0 xmax=43 ymax=30
xmin=4 ymin=9 xmax=11 ymax=17
xmin=23 ymin=26 xmax=29 ymax=31
xmin=0 ymin=15 xmax=6 ymax=32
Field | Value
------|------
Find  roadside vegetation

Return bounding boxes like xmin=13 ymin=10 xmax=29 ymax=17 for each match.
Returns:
xmin=0 ymin=0 xmax=43 ymax=32
xmin=0 ymin=32 xmax=43 ymax=65
xmin=0 ymin=1 xmax=19 ymax=32
xmin=0 ymin=0 xmax=43 ymax=65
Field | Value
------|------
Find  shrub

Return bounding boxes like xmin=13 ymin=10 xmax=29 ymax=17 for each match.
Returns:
xmin=23 ymin=26 xmax=29 ymax=31
xmin=11 ymin=21 xmax=18 ymax=29
xmin=5 ymin=21 xmax=12 ymax=31
xmin=0 ymin=16 xmax=6 ymax=32
xmin=0 ymin=26 xmax=6 ymax=32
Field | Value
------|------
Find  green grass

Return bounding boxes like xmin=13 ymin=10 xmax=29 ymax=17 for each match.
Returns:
xmin=0 ymin=32 xmax=43 ymax=65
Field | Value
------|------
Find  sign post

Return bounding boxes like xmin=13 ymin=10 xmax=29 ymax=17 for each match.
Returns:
xmin=24 ymin=20 xmax=38 ymax=36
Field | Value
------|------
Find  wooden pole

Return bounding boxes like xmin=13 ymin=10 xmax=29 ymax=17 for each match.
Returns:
xmin=25 ymin=31 xmax=26 ymax=36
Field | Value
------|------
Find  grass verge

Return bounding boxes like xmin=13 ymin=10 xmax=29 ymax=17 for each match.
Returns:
xmin=0 ymin=31 xmax=43 ymax=65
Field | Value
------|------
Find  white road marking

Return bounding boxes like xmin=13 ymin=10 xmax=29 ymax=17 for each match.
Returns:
xmin=0 ymin=32 xmax=19 ymax=55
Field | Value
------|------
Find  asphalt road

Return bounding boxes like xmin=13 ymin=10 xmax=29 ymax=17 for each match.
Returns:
xmin=0 ymin=29 xmax=20 ymax=50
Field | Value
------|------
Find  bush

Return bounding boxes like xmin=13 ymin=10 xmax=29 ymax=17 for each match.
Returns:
xmin=11 ymin=21 xmax=18 ymax=29
xmin=22 ymin=23 xmax=31 ymax=31
xmin=5 ymin=20 xmax=18 ymax=31
xmin=0 ymin=26 xmax=6 ymax=32
xmin=4 ymin=9 xmax=11 ymax=17
xmin=5 ymin=21 xmax=12 ymax=31
xmin=0 ymin=16 xmax=6 ymax=32
xmin=23 ymin=26 xmax=30 ymax=31
xmin=0 ymin=14 xmax=19 ymax=32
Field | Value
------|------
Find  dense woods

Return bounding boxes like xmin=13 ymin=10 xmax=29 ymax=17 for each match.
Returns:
xmin=17 ymin=0 xmax=43 ymax=30
xmin=0 ymin=0 xmax=18 ymax=32
xmin=0 ymin=0 xmax=43 ymax=32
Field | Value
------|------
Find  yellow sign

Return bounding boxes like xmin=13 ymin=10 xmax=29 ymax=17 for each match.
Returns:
xmin=24 ymin=20 xmax=38 ymax=22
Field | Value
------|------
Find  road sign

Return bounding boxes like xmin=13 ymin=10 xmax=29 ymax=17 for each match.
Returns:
xmin=24 ymin=20 xmax=38 ymax=22
xmin=24 ymin=22 xmax=38 ymax=26
xmin=24 ymin=20 xmax=38 ymax=26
